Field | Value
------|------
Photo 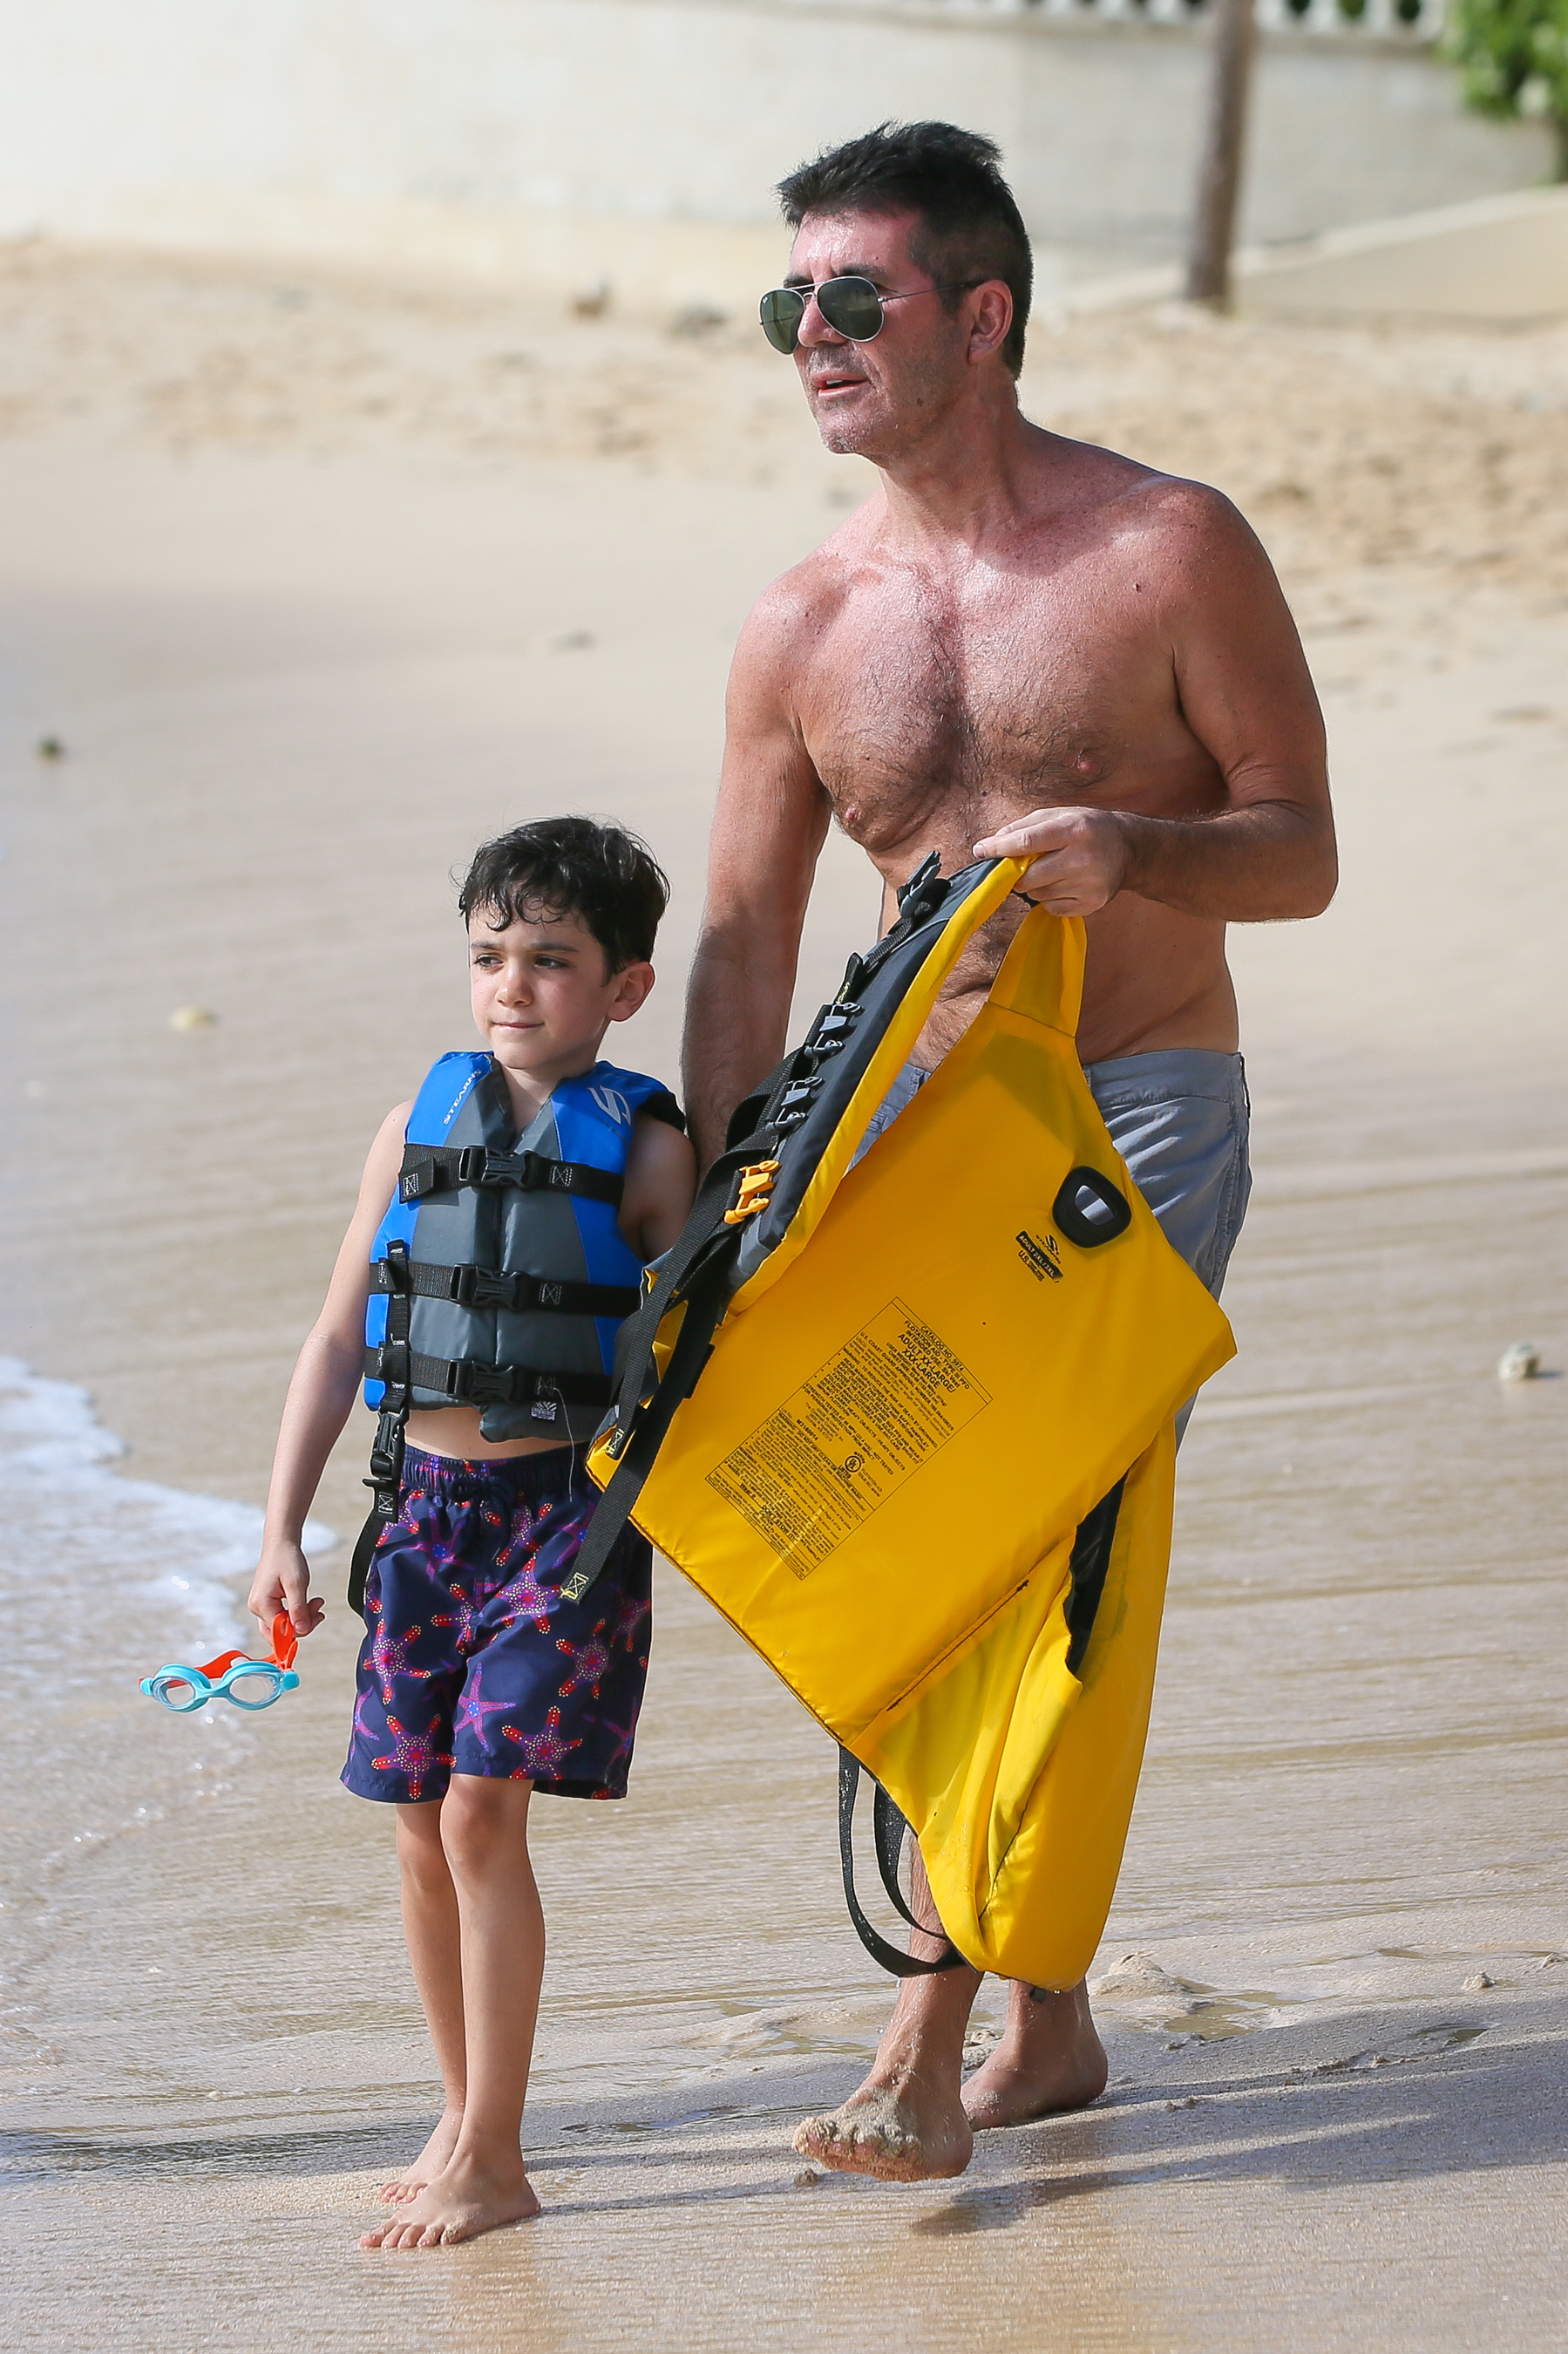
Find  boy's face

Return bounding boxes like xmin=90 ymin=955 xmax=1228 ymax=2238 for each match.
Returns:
xmin=468 ymin=903 xmax=653 ymax=1082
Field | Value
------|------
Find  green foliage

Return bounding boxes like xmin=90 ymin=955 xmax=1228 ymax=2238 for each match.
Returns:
xmin=1445 ymin=0 xmax=1568 ymax=172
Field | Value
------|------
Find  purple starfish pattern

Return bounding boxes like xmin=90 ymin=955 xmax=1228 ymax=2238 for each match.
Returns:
xmin=492 ymin=1502 xmax=538 ymax=1574
xmin=597 ymin=1715 xmax=636 ymax=1776
xmin=372 ymin=1714 xmax=455 ymax=1802
xmin=452 ymin=1663 xmax=512 ymax=1755
xmin=555 ymin=1621 xmax=610 ymax=1700
xmin=369 ymin=1621 xmax=434 ymax=1707
xmin=343 ymin=1447 xmax=652 ymax=1806
xmin=610 ymin=1591 xmax=651 ymax=1657
xmin=431 ymin=1576 xmax=483 ymax=1658
xmin=502 ymin=1708 xmax=583 ymax=1779
xmin=492 ymin=1557 xmax=560 ymax=1635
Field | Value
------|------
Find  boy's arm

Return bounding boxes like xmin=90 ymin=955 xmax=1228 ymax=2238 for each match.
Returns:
xmin=619 ymin=1113 xmax=697 ymax=1261
xmin=247 ymin=1103 xmax=411 ymax=1637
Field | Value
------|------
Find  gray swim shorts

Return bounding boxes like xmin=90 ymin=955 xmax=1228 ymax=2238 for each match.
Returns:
xmin=859 ymin=1049 xmax=1251 ymax=1438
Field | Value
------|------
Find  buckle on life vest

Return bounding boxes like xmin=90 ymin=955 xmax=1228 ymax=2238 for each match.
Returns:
xmin=772 ymin=1078 xmax=821 ymax=1133
xmin=723 ymin=1159 xmax=782 ymax=1225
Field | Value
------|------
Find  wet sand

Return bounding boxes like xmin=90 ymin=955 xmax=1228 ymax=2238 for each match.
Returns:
xmin=1 ymin=243 xmax=1565 ymax=2350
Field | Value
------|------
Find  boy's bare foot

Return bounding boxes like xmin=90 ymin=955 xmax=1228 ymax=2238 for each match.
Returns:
xmin=792 ymin=2066 xmax=974 ymax=2183
xmin=961 ymin=1982 xmax=1109 ymax=2130
xmin=360 ymin=2152 xmax=540 ymax=2249
xmin=376 ymin=2107 xmax=464 ymax=2204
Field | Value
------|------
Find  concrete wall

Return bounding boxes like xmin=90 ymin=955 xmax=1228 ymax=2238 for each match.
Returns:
xmin=0 ymin=0 xmax=1554 ymax=306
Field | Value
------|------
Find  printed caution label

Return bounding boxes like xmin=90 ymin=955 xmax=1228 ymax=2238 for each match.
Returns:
xmin=706 ymin=1298 xmax=992 ymax=1577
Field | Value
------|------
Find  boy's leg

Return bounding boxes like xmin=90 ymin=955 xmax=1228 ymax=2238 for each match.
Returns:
xmin=377 ymin=1800 xmax=467 ymax=2203
xmin=363 ymin=1774 xmax=544 ymax=2249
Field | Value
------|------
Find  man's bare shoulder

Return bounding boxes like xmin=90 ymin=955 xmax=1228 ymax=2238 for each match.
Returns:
xmin=1047 ymin=432 xmax=1263 ymax=574
xmin=733 ymin=500 xmax=885 ymax=667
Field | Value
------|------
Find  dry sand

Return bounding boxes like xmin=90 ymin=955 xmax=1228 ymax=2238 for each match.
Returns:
xmin=0 ymin=239 xmax=1565 ymax=2351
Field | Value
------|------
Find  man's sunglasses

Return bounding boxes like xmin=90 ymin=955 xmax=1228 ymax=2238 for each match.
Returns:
xmin=758 ymin=276 xmax=975 ymax=355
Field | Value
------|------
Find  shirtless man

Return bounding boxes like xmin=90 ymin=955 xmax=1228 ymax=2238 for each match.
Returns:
xmin=682 ymin=122 xmax=1335 ymax=2184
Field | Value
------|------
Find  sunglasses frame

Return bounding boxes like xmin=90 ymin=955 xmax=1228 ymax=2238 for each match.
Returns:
xmin=758 ymin=275 xmax=981 ymax=356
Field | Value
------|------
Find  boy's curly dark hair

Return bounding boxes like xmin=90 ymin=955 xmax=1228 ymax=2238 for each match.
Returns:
xmin=458 ymin=816 xmax=670 ymax=971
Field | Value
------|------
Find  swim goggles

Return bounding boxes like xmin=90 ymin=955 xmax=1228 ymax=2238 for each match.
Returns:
xmin=758 ymin=276 xmax=976 ymax=355
xmin=139 ymin=1613 xmax=301 ymax=1712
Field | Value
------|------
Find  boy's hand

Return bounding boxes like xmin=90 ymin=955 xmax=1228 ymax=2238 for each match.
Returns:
xmin=248 ymin=1542 xmax=326 ymax=1641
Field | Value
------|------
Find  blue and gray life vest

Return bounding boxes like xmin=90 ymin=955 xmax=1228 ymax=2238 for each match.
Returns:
xmin=358 ymin=1051 xmax=682 ymax=1556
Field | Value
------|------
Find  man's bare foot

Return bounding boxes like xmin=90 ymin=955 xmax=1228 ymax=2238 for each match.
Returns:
xmin=793 ymin=2070 xmax=974 ymax=2184
xmin=376 ymin=2107 xmax=464 ymax=2204
xmin=962 ymin=1981 xmax=1109 ymax=2130
xmin=360 ymin=2153 xmax=540 ymax=2249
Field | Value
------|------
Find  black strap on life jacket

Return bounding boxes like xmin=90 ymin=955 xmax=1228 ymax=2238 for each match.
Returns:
xmin=397 ymin=1143 xmax=624 ymax=1208
xmin=837 ymin=1751 xmax=965 ymax=1977
xmin=350 ymin=1229 xmax=621 ymax=1616
xmin=553 ymin=1124 xmax=781 ymax=1606
xmin=350 ymin=1235 xmax=417 ymax=1616
xmin=362 ymin=1345 xmax=614 ymax=1413
xmin=369 ymin=1258 xmax=639 ymax=1319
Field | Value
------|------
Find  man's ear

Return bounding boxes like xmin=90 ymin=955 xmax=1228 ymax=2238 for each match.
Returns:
xmin=608 ymin=960 xmax=655 ymax=1021
xmin=965 ymin=281 xmax=1014 ymax=364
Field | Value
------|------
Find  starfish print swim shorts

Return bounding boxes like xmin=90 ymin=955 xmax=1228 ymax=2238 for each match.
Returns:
xmin=342 ymin=1444 xmax=653 ymax=1804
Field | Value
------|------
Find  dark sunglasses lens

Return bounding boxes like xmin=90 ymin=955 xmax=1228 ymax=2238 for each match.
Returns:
xmin=816 ymin=277 xmax=885 ymax=341
xmin=759 ymin=289 xmax=804 ymax=354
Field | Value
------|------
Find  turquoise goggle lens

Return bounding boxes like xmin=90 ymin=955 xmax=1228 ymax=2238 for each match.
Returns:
xmin=223 ymin=1662 xmax=294 ymax=1711
xmin=143 ymin=1670 xmax=207 ymax=1712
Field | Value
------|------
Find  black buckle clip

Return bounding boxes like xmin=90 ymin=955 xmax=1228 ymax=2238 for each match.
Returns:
xmin=365 ymin=1408 xmax=407 ymax=1515
xmin=443 ymin=1360 xmax=514 ymax=1407
xmin=457 ymin=1145 xmax=490 ymax=1184
xmin=447 ymin=1262 xmax=479 ymax=1305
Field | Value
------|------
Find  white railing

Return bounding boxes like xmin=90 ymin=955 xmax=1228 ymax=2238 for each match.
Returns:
xmin=824 ymin=0 xmax=1445 ymax=40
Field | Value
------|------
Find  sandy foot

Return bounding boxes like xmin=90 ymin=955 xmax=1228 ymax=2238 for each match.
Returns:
xmin=962 ymin=1987 xmax=1109 ymax=2131
xmin=377 ymin=2108 xmax=464 ymax=2204
xmin=792 ymin=2075 xmax=974 ymax=2184
xmin=359 ymin=2154 xmax=540 ymax=2249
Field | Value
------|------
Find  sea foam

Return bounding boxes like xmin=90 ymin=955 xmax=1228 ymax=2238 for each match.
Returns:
xmin=0 ymin=1355 xmax=335 ymax=1663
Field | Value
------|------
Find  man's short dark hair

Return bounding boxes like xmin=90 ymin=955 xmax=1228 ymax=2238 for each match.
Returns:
xmin=777 ymin=121 xmax=1032 ymax=378
xmin=458 ymin=816 xmax=669 ymax=970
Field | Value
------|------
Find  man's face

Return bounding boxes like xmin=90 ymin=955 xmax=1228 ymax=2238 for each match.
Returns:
xmin=784 ymin=208 xmax=974 ymax=461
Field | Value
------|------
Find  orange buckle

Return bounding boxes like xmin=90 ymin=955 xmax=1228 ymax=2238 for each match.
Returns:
xmin=723 ymin=1159 xmax=781 ymax=1225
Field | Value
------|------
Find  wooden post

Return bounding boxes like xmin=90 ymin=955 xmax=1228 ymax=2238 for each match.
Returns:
xmin=1185 ymin=0 xmax=1258 ymax=310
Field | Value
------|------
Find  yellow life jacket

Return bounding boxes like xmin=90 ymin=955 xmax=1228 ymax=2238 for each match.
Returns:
xmin=573 ymin=855 xmax=1234 ymax=1988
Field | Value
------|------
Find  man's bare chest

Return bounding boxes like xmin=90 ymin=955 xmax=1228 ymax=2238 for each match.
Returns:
xmin=797 ymin=575 xmax=1164 ymax=849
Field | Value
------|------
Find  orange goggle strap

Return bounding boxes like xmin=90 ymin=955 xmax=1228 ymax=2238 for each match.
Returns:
xmin=192 ymin=1613 xmax=300 ymax=1682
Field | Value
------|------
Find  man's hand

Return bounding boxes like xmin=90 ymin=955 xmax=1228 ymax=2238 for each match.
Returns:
xmin=974 ymin=807 xmax=1130 ymax=918
xmin=248 ymin=1541 xmax=325 ymax=1641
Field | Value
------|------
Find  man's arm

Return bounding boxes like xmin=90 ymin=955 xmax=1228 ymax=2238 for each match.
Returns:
xmin=683 ymin=589 xmax=834 ymax=1169
xmin=978 ymin=487 xmax=1336 ymax=922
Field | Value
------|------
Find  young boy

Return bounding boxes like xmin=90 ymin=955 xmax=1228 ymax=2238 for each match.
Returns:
xmin=248 ymin=817 xmax=695 ymax=2249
